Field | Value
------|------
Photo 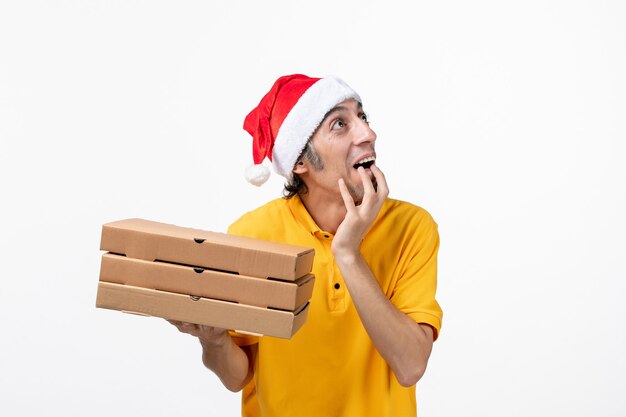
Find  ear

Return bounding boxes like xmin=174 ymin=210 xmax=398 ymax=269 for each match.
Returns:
xmin=292 ymin=160 xmax=309 ymax=175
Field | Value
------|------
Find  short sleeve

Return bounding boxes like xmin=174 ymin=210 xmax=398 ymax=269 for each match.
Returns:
xmin=389 ymin=211 xmax=443 ymax=340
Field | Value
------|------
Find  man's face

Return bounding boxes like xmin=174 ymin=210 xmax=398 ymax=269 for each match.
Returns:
xmin=296 ymin=98 xmax=377 ymax=203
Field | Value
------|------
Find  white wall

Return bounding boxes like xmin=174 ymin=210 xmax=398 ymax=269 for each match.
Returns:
xmin=1 ymin=1 xmax=624 ymax=416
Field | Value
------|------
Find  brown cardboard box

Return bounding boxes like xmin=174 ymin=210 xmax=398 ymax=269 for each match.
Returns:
xmin=97 ymin=218 xmax=316 ymax=339
xmin=96 ymin=282 xmax=310 ymax=339
xmin=100 ymin=218 xmax=314 ymax=281
xmin=100 ymin=253 xmax=315 ymax=311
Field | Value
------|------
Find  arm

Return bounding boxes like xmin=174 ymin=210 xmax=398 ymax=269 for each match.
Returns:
xmin=168 ymin=321 xmax=255 ymax=392
xmin=333 ymin=166 xmax=435 ymax=387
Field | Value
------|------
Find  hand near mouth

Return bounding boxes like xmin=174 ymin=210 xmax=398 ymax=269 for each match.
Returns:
xmin=332 ymin=164 xmax=389 ymax=258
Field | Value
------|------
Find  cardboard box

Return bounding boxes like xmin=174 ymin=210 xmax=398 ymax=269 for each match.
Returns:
xmin=100 ymin=253 xmax=315 ymax=311
xmin=100 ymin=218 xmax=314 ymax=281
xmin=96 ymin=282 xmax=310 ymax=339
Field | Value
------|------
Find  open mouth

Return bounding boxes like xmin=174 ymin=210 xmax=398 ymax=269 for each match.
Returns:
xmin=353 ymin=156 xmax=375 ymax=170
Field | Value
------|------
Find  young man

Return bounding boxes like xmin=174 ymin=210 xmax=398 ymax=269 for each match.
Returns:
xmin=169 ymin=74 xmax=443 ymax=417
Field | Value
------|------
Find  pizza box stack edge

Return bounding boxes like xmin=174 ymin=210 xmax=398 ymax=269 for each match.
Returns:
xmin=96 ymin=218 xmax=315 ymax=339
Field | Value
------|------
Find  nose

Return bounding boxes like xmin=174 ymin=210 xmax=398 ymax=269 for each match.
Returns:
xmin=353 ymin=117 xmax=377 ymax=145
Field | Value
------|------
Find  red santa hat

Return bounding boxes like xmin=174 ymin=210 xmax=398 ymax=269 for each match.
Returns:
xmin=243 ymin=74 xmax=361 ymax=186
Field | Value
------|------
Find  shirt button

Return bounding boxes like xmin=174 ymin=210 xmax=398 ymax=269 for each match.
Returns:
xmin=334 ymin=283 xmax=340 ymax=289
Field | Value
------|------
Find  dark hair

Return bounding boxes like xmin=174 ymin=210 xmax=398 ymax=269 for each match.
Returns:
xmin=283 ymin=140 xmax=324 ymax=199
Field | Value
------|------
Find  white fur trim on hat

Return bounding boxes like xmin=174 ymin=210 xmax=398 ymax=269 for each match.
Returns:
xmin=272 ymin=76 xmax=361 ymax=178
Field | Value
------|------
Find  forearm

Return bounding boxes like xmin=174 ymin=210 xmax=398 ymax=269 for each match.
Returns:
xmin=335 ymin=253 xmax=433 ymax=387
xmin=200 ymin=334 xmax=254 ymax=392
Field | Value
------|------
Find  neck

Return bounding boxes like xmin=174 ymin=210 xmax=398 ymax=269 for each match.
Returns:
xmin=299 ymin=190 xmax=346 ymax=235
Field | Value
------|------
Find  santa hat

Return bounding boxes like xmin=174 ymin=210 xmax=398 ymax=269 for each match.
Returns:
xmin=243 ymin=74 xmax=361 ymax=186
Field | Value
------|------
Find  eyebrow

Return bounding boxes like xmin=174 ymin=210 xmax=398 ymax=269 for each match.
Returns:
xmin=320 ymin=102 xmax=363 ymax=124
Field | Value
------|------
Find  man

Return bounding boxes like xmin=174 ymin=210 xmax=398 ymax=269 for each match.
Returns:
xmin=169 ymin=74 xmax=442 ymax=417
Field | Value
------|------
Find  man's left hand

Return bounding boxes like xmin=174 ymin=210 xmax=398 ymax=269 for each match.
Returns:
xmin=332 ymin=165 xmax=389 ymax=258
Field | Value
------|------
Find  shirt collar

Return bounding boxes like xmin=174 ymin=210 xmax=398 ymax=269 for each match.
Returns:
xmin=286 ymin=195 xmax=324 ymax=236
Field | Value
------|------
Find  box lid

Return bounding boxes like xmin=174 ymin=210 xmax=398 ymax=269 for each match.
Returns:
xmin=100 ymin=218 xmax=314 ymax=281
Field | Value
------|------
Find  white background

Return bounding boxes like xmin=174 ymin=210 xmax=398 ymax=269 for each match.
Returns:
xmin=1 ymin=1 xmax=624 ymax=416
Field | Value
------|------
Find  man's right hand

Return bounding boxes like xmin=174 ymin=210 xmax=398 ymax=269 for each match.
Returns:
xmin=167 ymin=320 xmax=229 ymax=347
xmin=166 ymin=320 xmax=255 ymax=392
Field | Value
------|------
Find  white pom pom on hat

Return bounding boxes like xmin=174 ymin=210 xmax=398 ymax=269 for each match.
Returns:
xmin=242 ymin=74 xmax=360 ymax=186
xmin=244 ymin=163 xmax=271 ymax=187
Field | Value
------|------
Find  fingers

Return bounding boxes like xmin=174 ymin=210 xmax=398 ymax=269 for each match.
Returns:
xmin=357 ymin=166 xmax=375 ymax=204
xmin=358 ymin=165 xmax=388 ymax=210
xmin=167 ymin=319 xmax=188 ymax=330
xmin=338 ymin=178 xmax=356 ymax=214
xmin=370 ymin=165 xmax=389 ymax=198
xmin=200 ymin=324 xmax=228 ymax=333
xmin=182 ymin=322 xmax=199 ymax=331
xmin=167 ymin=319 xmax=230 ymax=343
xmin=168 ymin=319 xmax=201 ymax=336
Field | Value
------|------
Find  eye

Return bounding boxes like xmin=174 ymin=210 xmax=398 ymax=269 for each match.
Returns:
xmin=331 ymin=119 xmax=345 ymax=130
xmin=360 ymin=113 xmax=369 ymax=123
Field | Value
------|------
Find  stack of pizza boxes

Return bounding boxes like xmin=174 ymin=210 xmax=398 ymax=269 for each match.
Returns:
xmin=96 ymin=219 xmax=315 ymax=339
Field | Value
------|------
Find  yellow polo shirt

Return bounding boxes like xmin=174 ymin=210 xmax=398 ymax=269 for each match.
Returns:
xmin=227 ymin=196 xmax=442 ymax=417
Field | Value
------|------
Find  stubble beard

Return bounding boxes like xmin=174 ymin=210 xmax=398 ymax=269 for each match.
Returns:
xmin=346 ymin=175 xmax=378 ymax=206
xmin=307 ymin=149 xmax=377 ymax=205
